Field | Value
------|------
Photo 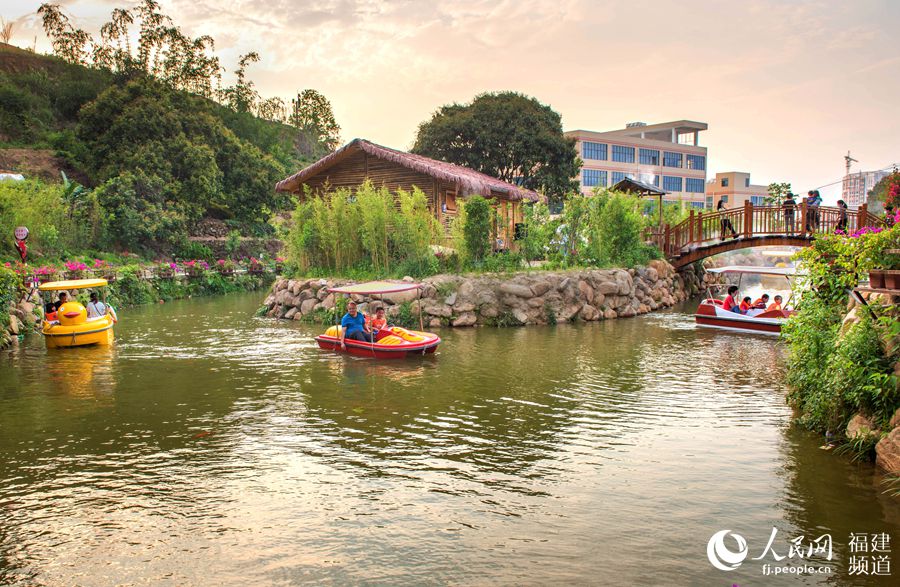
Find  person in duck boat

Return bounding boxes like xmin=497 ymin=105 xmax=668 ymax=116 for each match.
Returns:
xmin=339 ymin=300 xmax=373 ymax=348
xmin=45 ymin=292 xmax=68 ymax=320
xmin=767 ymin=295 xmax=783 ymax=311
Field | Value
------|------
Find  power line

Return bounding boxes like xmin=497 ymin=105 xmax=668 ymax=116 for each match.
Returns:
xmin=812 ymin=163 xmax=897 ymax=191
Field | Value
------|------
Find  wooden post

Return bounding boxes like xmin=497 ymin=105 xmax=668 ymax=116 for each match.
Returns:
xmin=697 ymin=211 xmax=704 ymax=242
xmin=743 ymin=201 xmax=753 ymax=238
xmin=800 ymin=201 xmax=808 ymax=237
xmin=664 ymin=224 xmax=671 ymax=256
xmin=859 ymin=202 xmax=868 ymax=228
xmin=688 ymin=209 xmax=696 ymax=244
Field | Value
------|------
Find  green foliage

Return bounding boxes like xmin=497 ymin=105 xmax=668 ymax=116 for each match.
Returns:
xmin=520 ymin=202 xmax=551 ymax=263
xmin=784 ymin=223 xmax=900 ymax=436
xmin=412 ymin=91 xmax=581 ymax=199
xmin=290 ymin=89 xmax=341 ymax=158
xmin=286 ymin=182 xmax=440 ymax=277
xmin=393 ymin=301 xmax=419 ymax=329
xmin=484 ymin=310 xmax=518 ymax=328
xmin=591 ymin=193 xmax=654 ymax=267
xmin=835 ymin=432 xmax=882 ymax=463
xmin=766 ymin=181 xmax=793 ymax=205
xmin=0 ymin=178 xmax=103 ymax=257
xmin=462 ymin=196 xmax=492 ymax=263
xmin=225 ymin=230 xmax=242 ymax=256
xmin=867 ymin=168 xmax=900 ymax=214
xmin=176 ymin=240 xmax=213 ymax=261
xmin=544 ymin=301 xmax=557 ymax=325
xmin=0 ymin=267 xmax=20 ymax=331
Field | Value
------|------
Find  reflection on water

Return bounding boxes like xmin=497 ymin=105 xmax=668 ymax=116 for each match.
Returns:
xmin=0 ymin=293 xmax=897 ymax=586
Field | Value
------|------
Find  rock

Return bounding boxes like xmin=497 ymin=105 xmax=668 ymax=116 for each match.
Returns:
xmin=579 ymin=304 xmax=599 ymax=321
xmin=531 ymin=279 xmax=553 ymax=297
xmin=428 ymin=317 xmax=442 ymax=328
xmin=876 ymin=428 xmax=900 ymax=474
xmin=293 ymin=313 xmax=304 ymax=321
xmin=7 ymin=315 xmax=19 ymax=335
xmin=298 ymin=289 xmax=315 ymax=302
xmin=445 ymin=292 xmax=457 ymax=306
xmin=383 ymin=288 xmax=420 ymax=304
xmin=577 ymin=280 xmax=594 ymax=304
xmin=321 ymin=293 xmax=335 ymax=309
xmin=595 ymin=280 xmax=619 ymax=295
xmin=284 ymin=307 xmax=298 ymax=320
xmin=452 ymin=312 xmax=477 ymax=327
xmin=425 ymin=304 xmax=452 ymax=318
xmin=615 ymin=271 xmax=633 ymax=296
xmin=593 ymin=293 xmax=605 ymax=308
xmin=847 ymin=413 xmax=879 ymax=440
xmin=454 ymin=302 xmax=476 ymax=313
xmin=839 ymin=307 xmax=860 ymax=337
xmin=289 ymin=280 xmax=301 ymax=296
xmin=511 ymin=308 xmax=529 ymax=324
xmin=457 ymin=280 xmax=474 ymax=299
xmin=499 ymin=283 xmax=534 ymax=298
xmin=300 ymin=298 xmax=318 ymax=315
xmin=604 ymin=308 xmax=617 ymax=320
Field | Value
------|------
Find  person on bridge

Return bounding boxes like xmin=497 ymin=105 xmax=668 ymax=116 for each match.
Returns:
xmin=782 ymin=193 xmax=796 ymax=233
xmin=717 ymin=200 xmax=738 ymax=240
xmin=836 ymin=200 xmax=848 ymax=233
xmin=806 ymin=190 xmax=822 ymax=231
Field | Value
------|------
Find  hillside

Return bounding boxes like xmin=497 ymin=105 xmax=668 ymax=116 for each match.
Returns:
xmin=0 ymin=42 xmax=313 ymax=254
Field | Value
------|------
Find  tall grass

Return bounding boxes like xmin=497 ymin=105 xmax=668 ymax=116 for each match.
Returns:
xmin=287 ymin=181 xmax=440 ymax=276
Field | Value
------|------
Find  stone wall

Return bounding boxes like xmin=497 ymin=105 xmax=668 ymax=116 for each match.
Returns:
xmin=2 ymin=293 xmax=41 ymax=349
xmin=262 ymin=260 xmax=705 ymax=328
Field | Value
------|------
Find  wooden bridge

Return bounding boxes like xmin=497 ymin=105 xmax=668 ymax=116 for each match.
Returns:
xmin=648 ymin=202 xmax=882 ymax=268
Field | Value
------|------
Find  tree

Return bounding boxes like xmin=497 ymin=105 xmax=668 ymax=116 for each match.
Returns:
xmin=462 ymin=196 xmax=492 ymax=262
xmin=222 ymin=52 xmax=260 ymax=113
xmin=412 ymin=92 xmax=581 ymax=202
xmin=289 ymin=89 xmax=341 ymax=158
xmin=37 ymin=4 xmax=92 ymax=65
xmin=766 ymin=181 xmax=792 ymax=205
xmin=867 ymin=168 xmax=900 ymax=213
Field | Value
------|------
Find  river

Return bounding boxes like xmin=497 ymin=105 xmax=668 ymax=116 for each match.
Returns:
xmin=1 ymin=291 xmax=898 ymax=586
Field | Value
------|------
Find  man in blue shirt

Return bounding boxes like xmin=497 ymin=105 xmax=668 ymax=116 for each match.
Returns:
xmin=339 ymin=301 xmax=372 ymax=348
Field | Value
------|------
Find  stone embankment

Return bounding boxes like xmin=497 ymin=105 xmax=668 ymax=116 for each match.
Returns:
xmin=263 ymin=260 xmax=704 ymax=327
xmin=2 ymin=293 xmax=41 ymax=349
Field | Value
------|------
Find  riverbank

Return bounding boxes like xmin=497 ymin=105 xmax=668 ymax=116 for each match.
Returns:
xmin=0 ymin=267 xmax=273 ymax=349
xmin=262 ymin=260 xmax=704 ymax=327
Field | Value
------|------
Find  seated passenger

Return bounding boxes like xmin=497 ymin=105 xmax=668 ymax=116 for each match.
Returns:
xmin=739 ymin=296 xmax=752 ymax=313
xmin=369 ymin=306 xmax=387 ymax=331
xmin=86 ymin=292 xmax=108 ymax=319
xmin=767 ymin=295 xmax=783 ymax=312
xmin=45 ymin=292 xmax=68 ymax=319
xmin=339 ymin=301 xmax=372 ymax=348
xmin=752 ymin=294 xmax=770 ymax=309
xmin=723 ymin=285 xmax=742 ymax=314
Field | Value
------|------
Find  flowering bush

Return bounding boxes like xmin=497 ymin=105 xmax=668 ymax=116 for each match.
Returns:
xmin=64 ymin=260 xmax=88 ymax=272
xmin=216 ymin=259 xmax=236 ymax=273
xmin=93 ymin=259 xmax=110 ymax=270
xmin=246 ymin=257 xmax=265 ymax=272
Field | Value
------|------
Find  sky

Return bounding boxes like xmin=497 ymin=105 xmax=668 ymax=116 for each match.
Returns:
xmin=4 ymin=0 xmax=900 ymax=203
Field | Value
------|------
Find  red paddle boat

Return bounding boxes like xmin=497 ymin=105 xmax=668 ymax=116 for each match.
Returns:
xmin=315 ymin=281 xmax=441 ymax=359
xmin=695 ymin=266 xmax=799 ymax=335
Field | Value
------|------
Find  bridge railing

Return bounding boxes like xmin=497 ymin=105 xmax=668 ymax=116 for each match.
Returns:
xmin=652 ymin=202 xmax=882 ymax=258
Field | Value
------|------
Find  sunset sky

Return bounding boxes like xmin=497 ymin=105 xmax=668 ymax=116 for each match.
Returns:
xmin=4 ymin=0 xmax=900 ymax=202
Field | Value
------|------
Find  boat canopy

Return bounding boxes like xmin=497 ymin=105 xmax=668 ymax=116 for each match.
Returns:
xmin=328 ymin=280 xmax=423 ymax=295
xmin=706 ymin=266 xmax=799 ymax=277
xmin=39 ymin=278 xmax=108 ymax=291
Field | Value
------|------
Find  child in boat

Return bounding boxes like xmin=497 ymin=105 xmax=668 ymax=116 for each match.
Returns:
xmin=767 ymin=295 xmax=783 ymax=311
xmin=739 ymin=297 xmax=753 ymax=313
xmin=723 ymin=285 xmax=741 ymax=313
xmin=752 ymin=294 xmax=769 ymax=309
xmin=369 ymin=307 xmax=388 ymax=331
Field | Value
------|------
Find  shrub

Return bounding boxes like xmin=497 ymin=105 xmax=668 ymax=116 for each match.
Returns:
xmin=462 ymin=195 xmax=492 ymax=263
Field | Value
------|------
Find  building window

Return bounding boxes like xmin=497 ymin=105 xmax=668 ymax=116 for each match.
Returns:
xmin=583 ymin=141 xmax=607 ymax=160
xmin=721 ymin=178 xmax=729 ymax=187
xmin=750 ymin=195 xmax=766 ymax=206
xmin=663 ymin=152 xmax=683 ymax=168
xmin=611 ymin=145 xmax=635 ymax=163
xmin=705 ymin=196 xmax=713 ymax=209
xmin=583 ymin=169 xmax=607 ymax=187
xmin=663 ymin=199 xmax=679 ymax=206
xmin=690 ymin=201 xmax=706 ymax=209
xmin=685 ymin=178 xmax=705 ymax=193
xmin=662 ymin=176 xmax=683 ymax=192
xmin=686 ymin=154 xmax=705 ymax=170
xmin=611 ymin=171 xmax=634 ymax=185
xmin=639 ymin=148 xmax=659 ymax=165
xmin=720 ymin=195 xmax=729 ymax=203
xmin=745 ymin=177 xmax=750 ymax=187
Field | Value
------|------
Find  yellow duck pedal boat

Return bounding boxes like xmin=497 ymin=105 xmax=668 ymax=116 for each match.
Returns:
xmin=39 ymin=278 xmax=117 ymax=349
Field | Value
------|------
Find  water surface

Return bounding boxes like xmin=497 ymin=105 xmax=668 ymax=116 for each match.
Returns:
xmin=1 ymin=292 xmax=897 ymax=585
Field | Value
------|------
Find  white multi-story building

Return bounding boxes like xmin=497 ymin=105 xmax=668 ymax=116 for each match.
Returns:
xmin=842 ymin=169 xmax=890 ymax=210
xmin=565 ymin=120 xmax=708 ymax=208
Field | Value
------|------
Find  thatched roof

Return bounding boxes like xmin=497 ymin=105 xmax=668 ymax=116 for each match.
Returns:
xmin=275 ymin=138 xmax=544 ymax=202
xmin=612 ymin=177 xmax=666 ymax=197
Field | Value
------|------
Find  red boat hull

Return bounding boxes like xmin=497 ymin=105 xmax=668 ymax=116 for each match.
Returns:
xmin=695 ymin=299 xmax=786 ymax=335
xmin=315 ymin=333 xmax=440 ymax=359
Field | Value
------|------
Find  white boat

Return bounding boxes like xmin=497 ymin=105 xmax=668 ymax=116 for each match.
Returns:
xmin=695 ymin=266 xmax=798 ymax=335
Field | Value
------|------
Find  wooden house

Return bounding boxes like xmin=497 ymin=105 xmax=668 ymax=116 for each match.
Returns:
xmin=275 ymin=139 xmax=544 ymax=249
